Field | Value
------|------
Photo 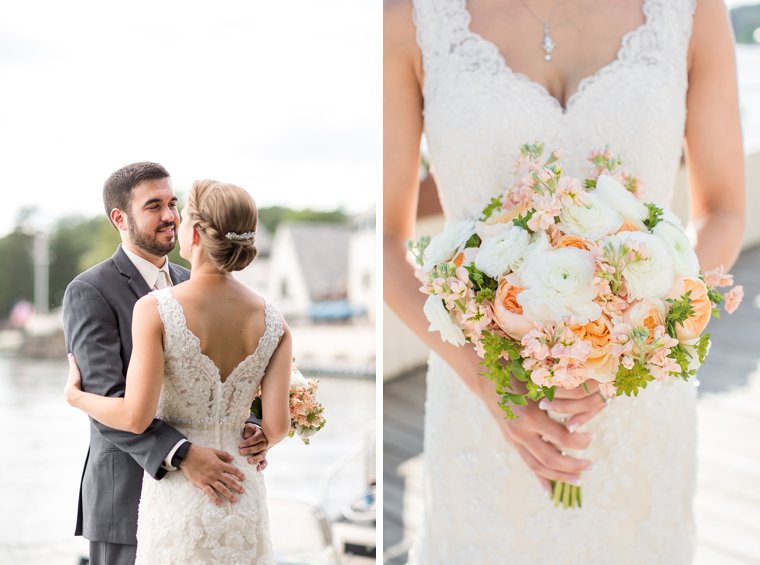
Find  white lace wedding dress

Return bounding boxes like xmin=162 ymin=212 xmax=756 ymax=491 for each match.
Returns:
xmin=134 ymin=288 xmax=283 ymax=565
xmin=409 ymin=0 xmax=698 ymax=563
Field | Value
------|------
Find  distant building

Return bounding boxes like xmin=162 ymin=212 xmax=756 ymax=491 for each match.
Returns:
xmin=233 ymin=224 xmax=273 ymax=298
xmin=348 ymin=208 xmax=375 ymax=322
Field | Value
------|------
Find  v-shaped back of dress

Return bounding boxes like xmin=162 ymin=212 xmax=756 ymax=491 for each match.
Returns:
xmin=151 ymin=287 xmax=283 ymax=431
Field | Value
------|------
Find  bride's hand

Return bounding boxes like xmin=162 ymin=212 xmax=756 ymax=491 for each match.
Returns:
xmin=64 ymin=353 xmax=83 ymax=405
xmin=545 ymin=380 xmax=611 ymax=432
xmin=478 ymin=378 xmax=594 ymax=493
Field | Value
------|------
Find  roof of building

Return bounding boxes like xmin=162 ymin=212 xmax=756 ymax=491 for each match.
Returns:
xmin=286 ymin=222 xmax=350 ymax=301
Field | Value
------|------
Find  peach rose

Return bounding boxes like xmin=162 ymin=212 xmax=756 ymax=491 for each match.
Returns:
xmin=667 ymin=277 xmax=712 ymax=341
xmin=492 ymin=278 xmax=534 ymax=340
xmin=571 ymin=314 xmax=617 ymax=382
xmin=554 ymin=234 xmax=591 ymax=251
xmin=615 ymin=220 xmax=645 ymax=233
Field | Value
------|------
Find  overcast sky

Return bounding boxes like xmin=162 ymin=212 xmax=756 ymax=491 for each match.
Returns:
xmin=0 ymin=0 xmax=379 ymax=236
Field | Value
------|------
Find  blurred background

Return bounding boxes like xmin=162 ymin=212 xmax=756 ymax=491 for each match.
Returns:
xmin=383 ymin=2 xmax=760 ymax=563
xmin=0 ymin=1 xmax=378 ymax=564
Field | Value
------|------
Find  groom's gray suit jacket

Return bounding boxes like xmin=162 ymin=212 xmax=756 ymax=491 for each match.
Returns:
xmin=63 ymin=245 xmax=190 ymax=545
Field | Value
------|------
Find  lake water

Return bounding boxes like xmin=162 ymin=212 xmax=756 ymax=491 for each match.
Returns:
xmin=0 ymin=356 xmax=375 ymax=564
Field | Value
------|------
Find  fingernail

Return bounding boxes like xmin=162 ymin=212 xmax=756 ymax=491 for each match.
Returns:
xmin=538 ymin=399 xmax=550 ymax=410
xmin=567 ymin=423 xmax=578 ymax=433
xmin=585 ymin=463 xmax=595 ymax=471
xmin=569 ymin=478 xmax=582 ymax=486
xmin=542 ymin=481 xmax=552 ymax=494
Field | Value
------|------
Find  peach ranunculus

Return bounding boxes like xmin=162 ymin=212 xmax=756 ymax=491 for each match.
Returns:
xmin=666 ymin=277 xmax=712 ymax=342
xmin=623 ymin=297 xmax=667 ymax=344
xmin=554 ymin=234 xmax=591 ymax=251
xmin=571 ymin=314 xmax=617 ymax=382
xmin=492 ymin=278 xmax=535 ymax=340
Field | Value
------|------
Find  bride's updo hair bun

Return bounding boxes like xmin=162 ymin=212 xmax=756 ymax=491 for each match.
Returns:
xmin=187 ymin=179 xmax=258 ymax=273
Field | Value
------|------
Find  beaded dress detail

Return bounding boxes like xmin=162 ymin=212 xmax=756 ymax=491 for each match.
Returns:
xmin=409 ymin=0 xmax=698 ymax=563
xmin=135 ymin=288 xmax=283 ymax=565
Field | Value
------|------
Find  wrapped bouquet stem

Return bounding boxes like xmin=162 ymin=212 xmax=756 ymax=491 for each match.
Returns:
xmin=411 ymin=142 xmax=743 ymax=509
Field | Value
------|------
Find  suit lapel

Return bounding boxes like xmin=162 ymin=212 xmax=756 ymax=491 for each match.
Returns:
xmin=111 ymin=245 xmax=152 ymax=298
xmin=168 ymin=261 xmax=190 ymax=285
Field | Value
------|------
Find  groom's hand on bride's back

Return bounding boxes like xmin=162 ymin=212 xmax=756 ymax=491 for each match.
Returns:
xmin=179 ymin=445 xmax=246 ymax=506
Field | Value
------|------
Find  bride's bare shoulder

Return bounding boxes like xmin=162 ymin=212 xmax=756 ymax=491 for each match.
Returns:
xmin=384 ymin=0 xmax=417 ymax=52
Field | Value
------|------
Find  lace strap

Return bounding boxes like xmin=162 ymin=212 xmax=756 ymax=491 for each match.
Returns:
xmin=260 ymin=302 xmax=285 ymax=361
xmin=151 ymin=288 xmax=184 ymax=349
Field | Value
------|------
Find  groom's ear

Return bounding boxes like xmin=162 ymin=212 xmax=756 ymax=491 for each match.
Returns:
xmin=110 ymin=208 xmax=128 ymax=232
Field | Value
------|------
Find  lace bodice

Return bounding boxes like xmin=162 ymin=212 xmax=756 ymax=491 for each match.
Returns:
xmin=152 ymin=288 xmax=283 ymax=432
xmin=415 ymin=0 xmax=695 ymax=218
xmin=134 ymin=288 xmax=282 ymax=565
xmin=409 ymin=1 xmax=700 ymax=563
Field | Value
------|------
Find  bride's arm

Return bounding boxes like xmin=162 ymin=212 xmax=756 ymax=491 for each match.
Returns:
xmin=384 ymin=0 xmax=592 ymax=489
xmin=259 ymin=323 xmax=292 ymax=448
xmin=684 ymin=0 xmax=745 ymax=270
xmin=65 ymin=296 xmax=164 ymax=434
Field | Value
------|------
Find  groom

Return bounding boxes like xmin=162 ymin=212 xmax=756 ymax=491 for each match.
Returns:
xmin=63 ymin=162 xmax=268 ymax=565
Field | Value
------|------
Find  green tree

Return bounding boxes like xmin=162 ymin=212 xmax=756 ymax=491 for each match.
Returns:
xmin=258 ymin=206 xmax=347 ymax=233
xmin=0 ymin=230 xmax=34 ymax=319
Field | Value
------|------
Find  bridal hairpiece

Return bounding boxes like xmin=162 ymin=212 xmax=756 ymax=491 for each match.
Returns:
xmin=225 ymin=231 xmax=256 ymax=241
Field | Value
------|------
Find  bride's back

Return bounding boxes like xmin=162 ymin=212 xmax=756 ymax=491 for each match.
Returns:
xmin=170 ymin=276 xmax=267 ymax=382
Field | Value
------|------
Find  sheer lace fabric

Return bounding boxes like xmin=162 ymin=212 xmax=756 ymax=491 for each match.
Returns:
xmin=409 ymin=1 xmax=698 ymax=563
xmin=135 ymin=288 xmax=283 ymax=565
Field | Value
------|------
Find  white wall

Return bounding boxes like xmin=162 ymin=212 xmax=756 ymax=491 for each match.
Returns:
xmin=266 ymin=226 xmax=312 ymax=319
xmin=348 ymin=227 xmax=376 ymax=322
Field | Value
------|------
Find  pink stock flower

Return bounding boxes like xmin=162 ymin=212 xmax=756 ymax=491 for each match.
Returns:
xmin=724 ymin=285 xmax=744 ymax=314
xmin=703 ymin=266 xmax=734 ymax=288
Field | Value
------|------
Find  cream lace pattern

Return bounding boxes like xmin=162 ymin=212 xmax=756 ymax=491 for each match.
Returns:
xmin=135 ymin=288 xmax=283 ymax=565
xmin=409 ymin=0 xmax=699 ymax=563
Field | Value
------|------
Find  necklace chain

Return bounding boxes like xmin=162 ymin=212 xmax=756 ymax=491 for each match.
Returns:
xmin=516 ymin=0 xmax=560 ymax=61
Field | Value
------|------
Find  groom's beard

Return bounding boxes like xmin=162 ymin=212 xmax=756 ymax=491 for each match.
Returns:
xmin=127 ymin=216 xmax=177 ymax=257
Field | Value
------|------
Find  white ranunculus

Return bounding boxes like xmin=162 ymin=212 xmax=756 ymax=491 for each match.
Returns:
xmin=475 ymin=219 xmax=513 ymax=240
xmin=474 ymin=226 xmax=530 ymax=278
xmin=606 ymin=231 xmax=675 ymax=299
xmin=594 ymin=175 xmax=648 ymax=227
xmin=516 ymin=247 xmax=602 ymax=324
xmin=558 ymin=192 xmax=624 ymax=240
xmin=652 ymin=220 xmax=700 ymax=278
xmin=511 ymin=230 xmax=552 ymax=276
xmin=422 ymin=220 xmax=475 ymax=272
xmin=423 ymin=294 xmax=466 ymax=346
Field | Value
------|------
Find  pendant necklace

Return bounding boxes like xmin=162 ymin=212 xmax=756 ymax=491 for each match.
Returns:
xmin=517 ymin=0 xmax=560 ymax=62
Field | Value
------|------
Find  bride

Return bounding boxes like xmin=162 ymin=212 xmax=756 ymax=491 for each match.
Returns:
xmin=65 ymin=180 xmax=292 ymax=564
xmin=384 ymin=0 xmax=745 ymax=562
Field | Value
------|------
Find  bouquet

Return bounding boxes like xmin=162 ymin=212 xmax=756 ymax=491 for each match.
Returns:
xmin=410 ymin=142 xmax=743 ymax=508
xmin=251 ymin=361 xmax=326 ymax=445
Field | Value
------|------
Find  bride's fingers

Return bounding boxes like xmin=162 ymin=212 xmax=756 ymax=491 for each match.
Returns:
xmin=513 ymin=442 xmax=585 ymax=485
xmin=566 ymin=407 xmax=605 ymax=432
xmin=535 ymin=419 xmax=593 ymax=451
xmin=528 ymin=436 xmax=592 ymax=476
xmin=539 ymin=394 xmax=604 ymax=418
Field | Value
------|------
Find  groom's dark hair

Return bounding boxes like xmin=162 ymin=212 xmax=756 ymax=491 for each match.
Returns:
xmin=103 ymin=162 xmax=170 ymax=227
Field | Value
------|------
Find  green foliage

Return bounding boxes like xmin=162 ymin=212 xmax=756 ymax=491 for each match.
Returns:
xmin=614 ymin=363 xmax=654 ymax=397
xmin=478 ymin=331 xmax=547 ymax=420
xmin=520 ymin=142 xmax=545 ymax=160
xmin=465 ymin=264 xmax=498 ymax=303
xmin=669 ymin=343 xmax=695 ymax=381
xmin=406 ymin=236 xmax=430 ymax=268
xmin=665 ymin=291 xmax=694 ymax=338
xmin=643 ymin=203 xmax=664 ymax=230
xmin=464 ymin=233 xmax=482 ymax=249
xmin=696 ymin=334 xmax=710 ymax=363
xmin=584 ymin=179 xmax=597 ymax=190
xmin=49 ymin=216 xmax=105 ymax=308
xmin=512 ymin=210 xmax=535 ymax=232
xmin=257 ymin=206 xmax=347 ymax=234
xmin=480 ymin=196 xmax=503 ymax=221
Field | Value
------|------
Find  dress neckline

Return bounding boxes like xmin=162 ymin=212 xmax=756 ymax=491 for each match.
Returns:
xmin=459 ymin=0 xmax=655 ymax=114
